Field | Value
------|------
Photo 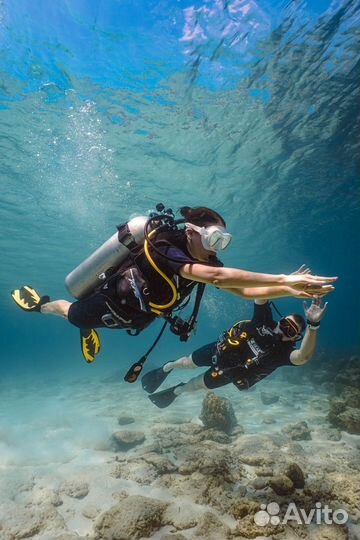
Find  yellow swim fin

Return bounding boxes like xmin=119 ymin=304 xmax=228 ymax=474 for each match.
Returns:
xmin=80 ymin=328 xmax=101 ymax=363
xmin=11 ymin=286 xmax=50 ymax=312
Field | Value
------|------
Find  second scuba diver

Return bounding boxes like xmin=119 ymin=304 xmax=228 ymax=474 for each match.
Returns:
xmin=143 ymin=295 xmax=328 ymax=408
xmin=11 ymin=205 xmax=336 ymax=381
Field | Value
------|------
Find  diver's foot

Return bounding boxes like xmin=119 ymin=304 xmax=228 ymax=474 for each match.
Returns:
xmin=80 ymin=328 xmax=101 ymax=363
xmin=148 ymin=383 xmax=185 ymax=408
xmin=11 ymin=286 xmax=50 ymax=312
xmin=141 ymin=365 xmax=171 ymax=393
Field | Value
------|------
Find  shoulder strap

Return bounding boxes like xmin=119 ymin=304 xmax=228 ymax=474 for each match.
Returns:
xmin=182 ymin=283 xmax=206 ymax=341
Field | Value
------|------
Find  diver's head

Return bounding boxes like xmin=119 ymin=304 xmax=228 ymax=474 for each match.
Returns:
xmin=180 ymin=206 xmax=231 ymax=261
xmin=276 ymin=314 xmax=306 ymax=342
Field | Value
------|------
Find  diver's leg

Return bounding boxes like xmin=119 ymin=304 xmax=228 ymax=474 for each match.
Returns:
xmin=163 ymin=354 xmax=196 ymax=372
xmin=40 ymin=300 xmax=71 ymax=319
xmin=142 ymin=354 xmax=199 ymax=394
xmin=175 ymin=365 xmax=230 ymax=396
xmin=163 ymin=342 xmax=217 ymax=373
xmin=143 ymin=343 xmax=217 ymax=394
xmin=173 ymin=373 xmax=207 ymax=395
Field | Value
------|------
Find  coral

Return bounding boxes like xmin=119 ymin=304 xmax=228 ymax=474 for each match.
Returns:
xmin=162 ymin=501 xmax=203 ymax=529
xmin=282 ymin=421 xmax=312 ymax=440
xmin=111 ymin=459 xmax=158 ymax=485
xmin=200 ymin=392 xmax=237 ymax=434
xmin=284 ymin=463 xmax=305 ymax=489
xmin=269 ymin=474 xmax=295 ymax=495
xmin=93 ymin=495 xmax=167 ymax=540
xmin=0 ymin=502 xmax=66 ymax=539
xmin=193 ymin=511 xmax=231 ymax=538
xmin=111 ymin=430 xmax=145 ymax=451
xmin=330 ymin=407 xmax=360 ymax=435
xmin=232 ymin=434 xmax=280 ymax=467
xmin=59 ymin=480 xmax=89 ymax=499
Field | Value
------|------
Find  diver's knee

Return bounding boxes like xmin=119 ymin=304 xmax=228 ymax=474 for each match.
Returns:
xmin=60 ymin=300 xmax=70 ymax=319
xmin=182 ymin=354 xmax=197 ymax=368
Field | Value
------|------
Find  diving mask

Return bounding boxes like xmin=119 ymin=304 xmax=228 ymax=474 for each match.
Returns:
xmin=279 ymin=317 xmax=301 ymax=339
xmin=185 ymin=222 xmax=232 ymax=252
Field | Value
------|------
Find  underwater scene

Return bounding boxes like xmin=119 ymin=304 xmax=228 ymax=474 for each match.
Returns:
xmin=0 ymin=0 xmax=359 ymax=539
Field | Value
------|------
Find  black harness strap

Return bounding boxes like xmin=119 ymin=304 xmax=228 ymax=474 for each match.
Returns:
xmin=124 ymin=283 xmax=206 ymax=383
xmin=270 ymin=301 xmax=283 ymax=318
xmin=124 ymin=320 xmax=168 ymax=383
xmin=183 ymin=282 xmax=206 ymax=340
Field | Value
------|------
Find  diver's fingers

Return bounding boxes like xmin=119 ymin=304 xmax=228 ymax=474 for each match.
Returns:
xmin=307 ymin=275 xmax=338 ymax=283
xmin=299 ymin=274 xmax=338 ymax=285
xmin=296 ymin=264 xmax=309 ymax=274
xmin=304 ymin=285 xmax=334 ymax=295
xmin=315 ymin=287 xmax=335 ymax=296
xmin=321 ymin=302 xmax=329 ymax=314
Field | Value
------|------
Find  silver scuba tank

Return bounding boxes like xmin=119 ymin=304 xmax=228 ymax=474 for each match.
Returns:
xmin=65 ymin=215 xmax=149 ymax=299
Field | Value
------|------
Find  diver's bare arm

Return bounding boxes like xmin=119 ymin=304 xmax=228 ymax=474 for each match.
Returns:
xmin=222 ymin=285 xmax=334 ymax=300
xmin=290 ymin=328 xmax=318 ymax=365
xmin=180 ymin=264 xmax=337 ymax=289
xmin=222 ymin=286 xmax=302 ymax=299
xmin=180 ymin=265 xmax=286 ymax=288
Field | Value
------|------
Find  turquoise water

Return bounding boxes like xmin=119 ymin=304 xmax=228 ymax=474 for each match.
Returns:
xmin=0 ymin=2 xmax=359 ymax=538
xmin=1 ymin=0 xmax=359 ymax=380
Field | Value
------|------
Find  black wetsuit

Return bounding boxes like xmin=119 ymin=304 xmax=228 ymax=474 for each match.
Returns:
xmin=192 ymin=301 xmax=297 ymax=390
xmin=68 ymin=232 xmax=222 ymax=331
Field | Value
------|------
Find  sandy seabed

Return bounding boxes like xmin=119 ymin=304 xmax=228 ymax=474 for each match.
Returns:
xmin=0 ymin=355 xmax=359 ymax=540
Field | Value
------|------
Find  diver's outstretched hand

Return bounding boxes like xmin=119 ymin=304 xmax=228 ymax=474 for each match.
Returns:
xmin=303 ymin=295 xmax=328 ymax=323
xmin=287 ymin=264 xmax=336 ymax=294
xmin=287 ymin=285 xmax=334 ymax=299
xmin=286 ymin=272 xmax=337 ymax=287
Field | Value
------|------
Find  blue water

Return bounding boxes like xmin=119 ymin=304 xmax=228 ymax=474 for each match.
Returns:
xmin=1 ymin=0 xmax=359 ymax=382
xmin=0 ymin=4 xmax=360 ymax=540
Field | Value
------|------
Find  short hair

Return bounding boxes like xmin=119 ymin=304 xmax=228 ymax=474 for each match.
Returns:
xmin=292 ymin=313 xmax=306 ymax=333
xmin=180 ymin=206 xmax=226 ymax=227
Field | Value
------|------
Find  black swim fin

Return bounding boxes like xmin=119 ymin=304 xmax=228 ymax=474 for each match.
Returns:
xmin=80 ymin=328 xmax=101 ymax=363
xmin=148 ymin=383 xmax=185 ymax=409
xmin=141 ymin=366 xmax=171 ymax=393
xmin=11 ymin=286 xmax=50 ymax=312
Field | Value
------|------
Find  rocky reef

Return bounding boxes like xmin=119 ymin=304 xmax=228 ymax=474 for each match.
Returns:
xmin=326 ymin=356 xmax=360 ymax=435
xmin=1 ymin=353 xmax=359 ymax=540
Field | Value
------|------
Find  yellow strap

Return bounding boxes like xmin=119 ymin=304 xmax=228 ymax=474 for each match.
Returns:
xmin=143 ymin=230 xmax=178 ymax=311
xmin=225 ymin=320 xmax=251 ymax=347
xmin=229 ymin=320 xmax=250 ymax=338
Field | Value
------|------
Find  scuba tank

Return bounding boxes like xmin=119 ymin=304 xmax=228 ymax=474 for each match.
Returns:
xmin=64 ymin=202 xmax=207 ymax=383
xmin=65 ymin=215 xmax=148 ymax=299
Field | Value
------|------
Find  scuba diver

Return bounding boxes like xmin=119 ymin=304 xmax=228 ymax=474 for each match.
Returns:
xmin=11 ymin=204 xmax=336 ymax=382
xmin=143 ymin=295 xmax=328 ymax=408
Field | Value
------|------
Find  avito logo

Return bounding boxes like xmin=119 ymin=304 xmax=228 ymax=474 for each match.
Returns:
xmin=254 ymin=502 xmax=348 ymax=526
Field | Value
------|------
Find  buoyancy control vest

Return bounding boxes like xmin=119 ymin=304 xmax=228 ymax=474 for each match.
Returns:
xmin=213 ymin=319 xmax=293 ymax=388
xmin=64 ymin=206 xmax=207 ymax=337
xmin=95 ymin=229 xmax=198 ymax=334
xmin=129 ymin=230 xmax=198 ymax=309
